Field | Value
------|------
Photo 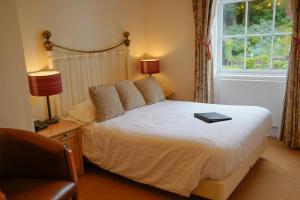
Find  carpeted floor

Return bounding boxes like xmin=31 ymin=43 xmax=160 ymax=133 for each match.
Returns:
xmin=78 ymin=138 xmax=300 ymax=200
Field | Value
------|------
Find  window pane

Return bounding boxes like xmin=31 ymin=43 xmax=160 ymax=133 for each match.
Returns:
xmin=246 ymin=36 xmax=271 ymax=69
xmin=275 ymin=0 xmax=292 ymax=33
xmin=223 ymin=2 xmax=245 ymax=36
xmin=248 ymin=0 xmax=273 ymax=34
xmin=223 ymin=38 xmax=245 ymax=70
xmin=272 ymin=35 xmax=291 ymax=70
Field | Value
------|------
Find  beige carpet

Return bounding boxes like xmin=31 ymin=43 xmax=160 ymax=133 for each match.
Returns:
xmin=78 ymin=138 xmax=300 ymax=200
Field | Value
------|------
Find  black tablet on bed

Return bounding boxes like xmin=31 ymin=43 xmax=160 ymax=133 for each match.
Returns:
xmin=194 ymin=112 xmax=232 ymax=123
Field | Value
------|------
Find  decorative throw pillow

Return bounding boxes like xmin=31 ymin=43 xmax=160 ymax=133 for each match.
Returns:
xmin=134 ymin=76 xmax=165 ymax=105
xmin=89 ymin=84 xmax=124 ymax=122
xmin=115 ymin=80 xmax=146 ymax=111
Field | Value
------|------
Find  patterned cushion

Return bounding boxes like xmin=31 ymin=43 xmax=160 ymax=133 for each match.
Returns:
xmin=89 ymin=84 xmax=124 ymax=122
xmin=134 ymin=77 xmax=165 ymax=105
xmin=115 ymin=80 xmax=146 ymax=111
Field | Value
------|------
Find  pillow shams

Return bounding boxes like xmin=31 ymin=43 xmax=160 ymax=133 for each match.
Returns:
xmin=115 ymin=80 xmax=146 ymax=111
xmin=134 ymin=77 xmax=165 ymax=105
xmin=89 ymin=84 xmax=124 ymax=122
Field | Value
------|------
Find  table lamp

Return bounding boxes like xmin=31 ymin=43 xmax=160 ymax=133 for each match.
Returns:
xmin=28 ymin=70 xmax=62 ymax=125
xmin=140 ymin=59 xmax=160 ymax=76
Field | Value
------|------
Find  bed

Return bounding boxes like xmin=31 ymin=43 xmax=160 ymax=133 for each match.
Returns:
xmin=79 ymin=100 xmax=271 ymax=199
xmin=42 ymin=31 xmax=272 ymax=200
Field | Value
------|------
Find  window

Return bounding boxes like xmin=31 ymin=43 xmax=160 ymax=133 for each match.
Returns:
xmin=218 ymin=0 xmax=292 ymax=74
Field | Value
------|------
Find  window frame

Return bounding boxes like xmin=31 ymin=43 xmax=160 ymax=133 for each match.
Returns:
xmin=216 ymin=0 xmax=292 ymax=75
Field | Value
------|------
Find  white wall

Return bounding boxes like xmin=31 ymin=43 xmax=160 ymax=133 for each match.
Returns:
xmin=0 ymin=0 xmax=33 ymax=131
xmin=143 ymin=0 xmax=195 ymax=101
xmin=16 ymin=0 xmax=146 ymax=120
xmin=16 ymin=0 xmax=196 ymax=120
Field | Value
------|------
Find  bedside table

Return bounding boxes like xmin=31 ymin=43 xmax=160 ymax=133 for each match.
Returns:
xmin=163 ymin=90 xmax=174 ymax=100
xmin=38 ymin=120 xmax=84 ymax=177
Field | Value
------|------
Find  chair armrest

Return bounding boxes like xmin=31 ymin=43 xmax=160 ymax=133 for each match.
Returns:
xmin=0 ymin=128 xmax=74 ymax=181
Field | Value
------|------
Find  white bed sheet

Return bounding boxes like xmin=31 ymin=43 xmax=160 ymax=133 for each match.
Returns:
xmin=80 ymin=100 xmax=272 ymax=196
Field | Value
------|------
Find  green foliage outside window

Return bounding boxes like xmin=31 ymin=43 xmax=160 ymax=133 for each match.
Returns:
xmin=222 ymin=0 xmax=292 ymax=71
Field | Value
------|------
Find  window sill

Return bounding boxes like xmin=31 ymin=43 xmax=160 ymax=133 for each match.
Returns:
xmin=216 ymin=73 xmax=287 ymax=82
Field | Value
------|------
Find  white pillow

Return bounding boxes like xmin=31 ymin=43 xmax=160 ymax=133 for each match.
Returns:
xmin=69 ymin=100 xmax=96 ymax=124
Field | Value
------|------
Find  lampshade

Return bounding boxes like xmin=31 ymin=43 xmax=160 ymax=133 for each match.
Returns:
xmin=28 ymin=71 xmax=62 ymax=96
xmin=141 ymin=59 xmax=160 ymax=74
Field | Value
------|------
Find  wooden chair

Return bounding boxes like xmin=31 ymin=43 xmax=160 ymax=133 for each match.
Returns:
xmin=0 ymin=128 xmax=78 ymax=200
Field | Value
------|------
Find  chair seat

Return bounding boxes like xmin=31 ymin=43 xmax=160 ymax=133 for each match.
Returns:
xmin=0 ymin=178 xmax=76 ymax=200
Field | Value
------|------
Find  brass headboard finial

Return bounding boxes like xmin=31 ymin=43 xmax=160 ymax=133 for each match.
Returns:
xmin=124 ymin=31 xmax=130 ymax=47
xmin=42 ymin=30 xmax=53 ymax=51
xmin=41 ymin=30 xmax=130 ymax=52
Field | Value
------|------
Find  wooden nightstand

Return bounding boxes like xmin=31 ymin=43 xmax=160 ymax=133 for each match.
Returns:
xmin=38 ymin=120 xmax=84 ymax=177
xmin=163 ymin=90 xmax=174 ymax=100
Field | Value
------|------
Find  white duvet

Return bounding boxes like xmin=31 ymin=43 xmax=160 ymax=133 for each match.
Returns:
xmin=81 ymin=100 xmax=272 ymax=196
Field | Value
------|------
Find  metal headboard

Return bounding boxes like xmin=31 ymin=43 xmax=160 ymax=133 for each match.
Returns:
xmin=41 ymin=30 xmax=131 ymax=116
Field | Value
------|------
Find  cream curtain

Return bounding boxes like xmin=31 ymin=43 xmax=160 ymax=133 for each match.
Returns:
xmin=192 ymin=0 xmax=217 ymax=103
xmin=280 ymin=0 xmax=300 ymax=148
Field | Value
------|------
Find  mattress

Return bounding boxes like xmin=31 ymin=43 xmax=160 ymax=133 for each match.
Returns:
xmin=80 ymin=100 xmax=272 ymax=196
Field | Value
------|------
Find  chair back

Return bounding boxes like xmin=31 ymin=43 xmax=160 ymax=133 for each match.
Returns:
xmin=0 ymin=128 xmax=71 ymax=181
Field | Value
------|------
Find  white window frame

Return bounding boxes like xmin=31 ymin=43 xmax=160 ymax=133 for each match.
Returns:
xmin=216 ymin=0 xmax=292 ymax=75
